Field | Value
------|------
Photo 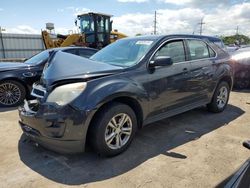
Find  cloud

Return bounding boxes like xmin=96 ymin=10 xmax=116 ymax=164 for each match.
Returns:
xmin=160 ymin=0 xmax=246 ymax=7
xmin=57 ymin=8 xmax=64 ymax=12
xmin=113 ymin=13 xmax=154 ymax=35
xmin=56 ymin=6 xmax=90 ymax=16
xmin=4 ymin=2 xmax=250 ymax=38
xmin=113 ymin=8 xmax=204 ymax=36
xmin=4 ymin=25 xmax=78 ymax=35
xmin=160 ymin=0 xmax=192 ymax=5
xmin=73 ymin=7 xmax=90 ymax=16
xmin=65 ymin=6 xmax=90 ymax=16
xmin=204 ymin=2 xmax=250 ymax=36
xmin=5 ymin=25 xmax=39 ymax=34
xmin=118 ymin=0 xmax=148 ymax=3
xmin=113 ymin=2 xmax=250 ymax=36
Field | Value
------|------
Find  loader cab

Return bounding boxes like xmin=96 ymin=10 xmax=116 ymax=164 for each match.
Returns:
xmin=78 ymin=12 xmax=112 ymax=49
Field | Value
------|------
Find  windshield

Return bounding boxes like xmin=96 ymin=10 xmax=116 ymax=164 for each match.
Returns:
xmin=90 ymin=38 xmax=156 ymax=67
xmin=24 ymin=50 xmax=49 ymax=65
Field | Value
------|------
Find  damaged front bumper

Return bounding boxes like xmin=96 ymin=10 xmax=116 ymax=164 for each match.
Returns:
xmin=18 ymin=100 xmax=91 ymax=153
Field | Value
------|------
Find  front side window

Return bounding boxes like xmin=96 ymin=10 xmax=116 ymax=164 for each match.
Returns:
xmin=154 ymin=40 xmax=186 ymax=63
xmin=187 ymin=40 xmax=209 ymax=60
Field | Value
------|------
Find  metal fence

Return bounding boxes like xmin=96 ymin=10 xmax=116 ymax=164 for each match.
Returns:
xmin=0 ymin=33 xmax=45 ymax=59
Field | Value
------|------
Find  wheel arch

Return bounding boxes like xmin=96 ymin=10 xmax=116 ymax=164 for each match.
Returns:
xmin=85 ymin=95 xmax=144 ymax=145
xmin=219 ymin=75 xmax=233 ymax=90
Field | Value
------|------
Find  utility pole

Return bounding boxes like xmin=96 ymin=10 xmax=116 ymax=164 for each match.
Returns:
xmin=236 ymin=26 xmax=239 ymax=35
xmin=153 ymin=11 xmax=157 ymax=35
xmin=198 ymin=18 xmax=205 ymax=35
xmin=235 ymin=26 xmax=240 ymax=46
xmin=0 ymin=26 xmax=6 ymax=59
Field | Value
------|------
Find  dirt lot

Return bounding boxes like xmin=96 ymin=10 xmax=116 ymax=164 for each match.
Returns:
xmin=0 ymin=90 xmax=250 ymax=188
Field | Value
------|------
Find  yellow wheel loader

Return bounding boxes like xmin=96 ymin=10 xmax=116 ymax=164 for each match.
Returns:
xmin=42 ymin=12 xmax=127 ymax=49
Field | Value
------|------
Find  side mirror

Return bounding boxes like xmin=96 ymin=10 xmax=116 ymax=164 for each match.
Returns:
xmin=149 ymin=56 xmax=173 ymax=67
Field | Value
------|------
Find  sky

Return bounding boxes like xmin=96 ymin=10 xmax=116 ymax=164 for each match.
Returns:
xmin=0 ymin=0 xmax=250 ymax=36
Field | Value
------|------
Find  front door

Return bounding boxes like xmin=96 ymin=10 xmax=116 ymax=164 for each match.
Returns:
xmin=145 ymin=39 xmax=193 ymax=118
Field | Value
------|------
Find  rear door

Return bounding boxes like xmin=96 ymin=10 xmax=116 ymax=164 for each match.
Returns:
xmin=185 ymin=39 xmax=217 ymax=102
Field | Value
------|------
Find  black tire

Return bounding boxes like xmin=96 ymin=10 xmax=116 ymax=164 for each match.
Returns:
xmin=207 ymin=81 xmax=230 ymax=113
xmin=89 ymin=102 xmax=137 ymax=157
xmin=0 ymin=80 xmax=26 ymax=107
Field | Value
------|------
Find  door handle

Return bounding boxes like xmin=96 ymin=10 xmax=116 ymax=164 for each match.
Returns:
xmin=183 ymin=68 xmax=188 ymax=73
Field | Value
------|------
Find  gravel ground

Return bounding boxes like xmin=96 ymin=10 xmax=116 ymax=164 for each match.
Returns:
xmin=0 ymin=90 xmax=249 ymax=188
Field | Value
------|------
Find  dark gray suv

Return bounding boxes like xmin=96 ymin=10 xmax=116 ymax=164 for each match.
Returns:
xmin=19 ymin=35 xmax=234 ymax=156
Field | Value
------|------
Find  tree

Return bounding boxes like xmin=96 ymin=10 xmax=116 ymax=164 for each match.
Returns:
xmin=221 ymin=34 xmax=250 ymax=45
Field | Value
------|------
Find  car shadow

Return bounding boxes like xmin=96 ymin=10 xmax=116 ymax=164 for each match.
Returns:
xmin=0 ymin=107 xmax=18 ymax=112
xmin=233 ymin=89 xmax=250 ymax=93
xmin=18 ymin=104 xmax=245 ymax=185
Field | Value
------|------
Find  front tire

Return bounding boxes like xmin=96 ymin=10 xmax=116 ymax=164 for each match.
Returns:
xmin=207 ymin=81 xmax=230 ymax=113
xmin=89 ymin=102 xmax=137 ymax=157
xmin=0 ymin=80 xmax=26 ymax=107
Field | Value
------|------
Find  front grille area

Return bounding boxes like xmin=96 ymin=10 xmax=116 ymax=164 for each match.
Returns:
xmin=31 ymin=83 xmax=47 ymax=99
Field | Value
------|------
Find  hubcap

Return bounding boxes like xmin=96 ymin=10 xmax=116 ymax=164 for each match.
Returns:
xmin=0 ymin=82 xmax=21 ymax=106
xmin=105 ymin=113 xmax=132 ymax=150
xmin=217 ymin=86 xmax=228 ymax=109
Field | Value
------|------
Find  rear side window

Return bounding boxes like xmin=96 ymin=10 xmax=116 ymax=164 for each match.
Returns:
xmin=208 ymin=46 xmax=216 ymax=57
xmin=154 ymin=40 xmax=186 ymax=63
xmin=187 ymin=40 xmax=209 ymax=60
xmin=214 ymin=41 xmax=225 ymax=49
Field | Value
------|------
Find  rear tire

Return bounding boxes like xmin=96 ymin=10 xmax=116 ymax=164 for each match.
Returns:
xmin=207 ymin=81 xmax=230 ymax=113
xmin=0 ymin=80 xmax=26 ymax=107
xmin=89 ymin=102 xmax=137 ymax=157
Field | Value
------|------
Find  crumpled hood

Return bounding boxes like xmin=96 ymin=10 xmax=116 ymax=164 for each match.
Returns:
xmin=41 ymin=51 xmax=123 ymax=86
xmin=0 ymin=62 xmax=29 ymax=72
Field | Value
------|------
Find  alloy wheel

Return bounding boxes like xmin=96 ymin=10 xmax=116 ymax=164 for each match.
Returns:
xmin=216 ymin=86 xmax=228 ymax=109
xmin=105 ymin=113 xmax=133 ymax=150
xmin=0 ymin=82 xmax=21 ymax=106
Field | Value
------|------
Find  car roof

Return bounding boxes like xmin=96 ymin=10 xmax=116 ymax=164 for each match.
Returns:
xmin=123 ymin=34 xmax=222 ymax=42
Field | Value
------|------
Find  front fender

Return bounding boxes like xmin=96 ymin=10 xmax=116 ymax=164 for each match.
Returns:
xmin=75 ymin=77 xmax=149 ymax=116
